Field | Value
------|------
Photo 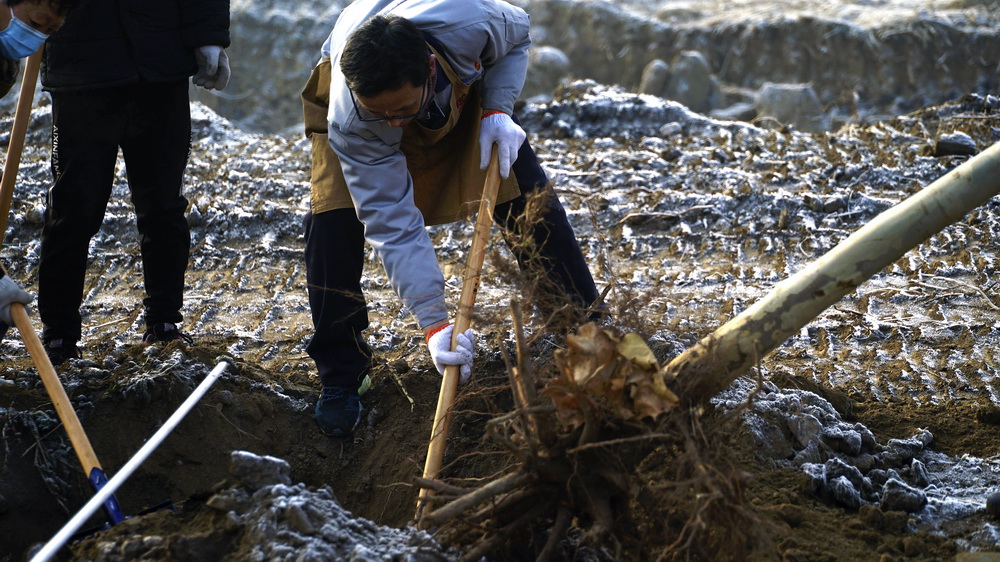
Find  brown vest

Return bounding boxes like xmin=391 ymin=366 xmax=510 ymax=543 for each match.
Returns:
xmin=300 ymin=47 xmax=519 ymax=225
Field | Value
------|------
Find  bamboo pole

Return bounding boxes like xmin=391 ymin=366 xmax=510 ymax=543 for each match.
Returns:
xmin=0 ymin=50 xmax=41 ymax=237
xmin=415 ymin=147 xmax=501 ymax=524
xmin=663 ymin=140 xmax=1000 ymax=404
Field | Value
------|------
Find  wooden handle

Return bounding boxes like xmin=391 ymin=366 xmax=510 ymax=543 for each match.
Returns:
xmin=0 ymin=50 xmax=41 ymax=239
xmin=416 ymin=146 xmax=502 ymax=523
xmin=11 ymin=303 xmax=103 ymax=475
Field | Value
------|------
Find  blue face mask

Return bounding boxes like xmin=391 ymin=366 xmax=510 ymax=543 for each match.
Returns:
xmin=0 ymin=8 xmax=47 ymax=60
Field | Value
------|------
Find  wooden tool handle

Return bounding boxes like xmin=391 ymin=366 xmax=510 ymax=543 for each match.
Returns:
xmin=11 ymin=303 xmax=103 ymax=475
xmin=0 ymin=50 xmax=41 ymax=238
xmin=416 ymin=147 xmax=502 ymax=523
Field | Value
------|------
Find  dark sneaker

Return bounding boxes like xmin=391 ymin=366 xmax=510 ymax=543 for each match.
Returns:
xmin=143 ymin=323 xmax=193 ymax=345
xmin=314 ymin=385 xmax=362 ymax=437
xmin=44 ymin=338 xmax=82 ymax=365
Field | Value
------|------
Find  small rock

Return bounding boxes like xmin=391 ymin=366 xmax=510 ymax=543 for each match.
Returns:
xmin=755 ymin=82 xmax=828 ymax=133
xmin=788 ymin=413 xmax=823 ymax=448
xmin=880 ymin=478 xmax=927 ymax=513
xmin=658 ymin=122 xmax=683 ymax=137
xmin=801 ymin=462 xmax=826 ymax=495
xmin=830 ymin=475 xmax=862 ymax=509
xmin=524 ymin=46 xmax=570 ymax=99
xmin=284 ymin=501 xmax=316 ymax=535
xmin=910 ymin=459 xmax=930 ymax=487
xmin=709 ymin=101 xmax=757 ymax=122
xmin=638 ymin=59 xmax=670 ymax=98
xmin=230 ymin=450 xmax=291 ymax=490
xmin=663 ymin=50 xmax=718 ymax=114
xmin=933 ymin=131 xmax=977 ymax=156
xmin=985 ymin=491 xmax=1000 ymax=518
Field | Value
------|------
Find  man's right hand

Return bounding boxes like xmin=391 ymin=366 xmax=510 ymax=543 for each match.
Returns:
xmin=0 ymin=275 xmax=33 ymax=326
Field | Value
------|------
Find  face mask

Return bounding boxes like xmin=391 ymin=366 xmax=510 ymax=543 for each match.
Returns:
xmin=0 ymin=8 xmax=47 ymax=60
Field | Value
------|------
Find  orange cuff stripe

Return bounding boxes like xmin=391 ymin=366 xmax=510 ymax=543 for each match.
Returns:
xmin=426 ymin=323 xmax=451 ymax=341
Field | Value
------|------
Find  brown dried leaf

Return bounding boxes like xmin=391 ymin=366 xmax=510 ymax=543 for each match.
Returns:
xmin=541 ymin=380 xmax=587 ymax=430
xmin=617 ymin=333 xmax=659 ymax=370
xmin=564 ymin=324 xmax=619 ymax=392
xmin=544 ymin=324 xmax=680 ymax=428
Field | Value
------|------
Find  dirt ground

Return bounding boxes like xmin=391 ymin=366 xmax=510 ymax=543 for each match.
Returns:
xmin=2 ymin=88 xmax=1000 ymax=560
xmin=1 ymin=333 xmax=988 ymax=561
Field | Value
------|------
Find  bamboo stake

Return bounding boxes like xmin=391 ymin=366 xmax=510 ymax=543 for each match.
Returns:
xmin=664 ymin=140 xmax=1000 ymax=404
xmin=0 ymin=50 xmax=41 ymax=237
xmin=415 ymin=147 xmax=501 ymax=524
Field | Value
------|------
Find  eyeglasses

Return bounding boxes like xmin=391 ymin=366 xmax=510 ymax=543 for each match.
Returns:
xmin=350 ymin=79 xmax=430 ymax=123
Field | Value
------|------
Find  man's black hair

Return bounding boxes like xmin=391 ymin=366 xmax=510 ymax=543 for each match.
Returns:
xmin=8 ymin=0 xmax=87 ymax=17
xmin=341 ymin=14 xmax=430 ymax=98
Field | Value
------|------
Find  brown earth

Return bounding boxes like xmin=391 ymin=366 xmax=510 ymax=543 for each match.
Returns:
xmin=1 ymin=332 xmax=985 ymax=561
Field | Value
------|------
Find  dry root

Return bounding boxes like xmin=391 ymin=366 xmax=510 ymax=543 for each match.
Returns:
xmin=415 ymin=303 xmax=764 ymax=561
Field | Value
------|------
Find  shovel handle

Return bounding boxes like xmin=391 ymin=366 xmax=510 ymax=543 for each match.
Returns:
xmin=415 ymin=147 xmax=502 ymax=523
xmin=0 ymin=50 xmax=41 ymax=240
xmin=11 ymin=303 xmax=103 ymax=474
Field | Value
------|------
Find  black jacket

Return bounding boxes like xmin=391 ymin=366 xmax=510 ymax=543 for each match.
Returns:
xmin=41 ymin=0 xmax=230 ymax=92
xmin=0 ymin=58 xmax=18 ymax=99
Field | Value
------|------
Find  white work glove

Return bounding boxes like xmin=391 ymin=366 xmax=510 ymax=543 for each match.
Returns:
xmin=426 ymin=324 xmax=476 ymax=384
xmin=479 ymin=111 xmax=526 ymax=179
xmin=0 ymin=275 xmax=33 ymax=326
xmin=194 ymin=45 xmax=231 ymax=91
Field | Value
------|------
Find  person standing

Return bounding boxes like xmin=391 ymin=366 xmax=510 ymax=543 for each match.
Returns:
xmin=0 ymin=0 xmax=83 ymax=340
xmin=302 ymin=0 xmax=601 ymax=437
xmin=36 ymin=0 xmax=231 ymax=364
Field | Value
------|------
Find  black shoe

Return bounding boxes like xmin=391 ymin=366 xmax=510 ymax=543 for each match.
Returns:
xmin=44 ymin=338 xmax=81 ymax=365
xmin=142 ymin=322 xmax=193 ymax=345
xmin=314 ymin=385 xmax=362 ymax=437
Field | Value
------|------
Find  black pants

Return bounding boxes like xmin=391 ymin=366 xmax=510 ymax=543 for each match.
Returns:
xmin=304 ymin=133 xmax=599 ymax=388
xmin=38 ymin=80 xmax=192 ymax=343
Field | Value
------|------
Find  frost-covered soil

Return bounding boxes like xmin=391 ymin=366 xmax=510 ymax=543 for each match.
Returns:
xmin=2 ymin=83 xmax=1000 ymax=560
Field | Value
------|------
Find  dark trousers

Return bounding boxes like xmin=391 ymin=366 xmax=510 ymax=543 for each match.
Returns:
xmin=38 ymin=80 xmax=192 ymax=343
xmin=304 ymin=133 xmax=599 ymax=388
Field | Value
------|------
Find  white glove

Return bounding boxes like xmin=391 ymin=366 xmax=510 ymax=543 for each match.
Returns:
xmin=194 ymin=45 xmax=231 ymax=91
xmin=427 ymin=324 xmax=476 ymax=384
xmin=479 ymin=111 xmax=526 ymax=179
xmin=0 ymin=275 xmax=33 ymax=326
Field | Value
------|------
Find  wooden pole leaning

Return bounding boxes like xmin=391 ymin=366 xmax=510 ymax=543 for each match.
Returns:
xmin=0 ymin=50 xmax=41 ymax=236
xmin=415 ymin=147 xmax=502 ymax=524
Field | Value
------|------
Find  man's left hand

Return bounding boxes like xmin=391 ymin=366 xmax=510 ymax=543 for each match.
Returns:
xmin=194 ymin=46 xmax=231 ymax=91
xmin=479 ymin=111 xmax=526 ymax=179
xmin=0 ymin=276 xmax=33 ymax=326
